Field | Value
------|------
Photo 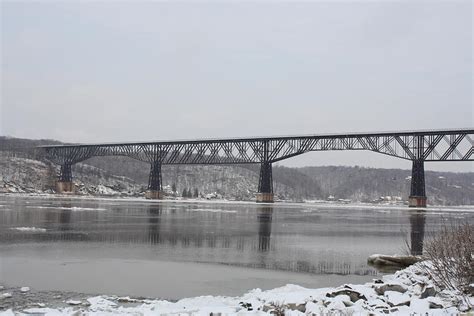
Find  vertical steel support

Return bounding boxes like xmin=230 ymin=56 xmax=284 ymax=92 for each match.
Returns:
xmin=409 ymin=135 xmax=427 ymax=207
xmin=258 ymin=162 xmax=273 ymax=194
xmin=56 ymin=163 xmax=74 ymax=193
xmin=59 ymin=164 xmax=72 ymax=182
xmin=257 ymin=141 xmax=274 ymax=203
xmin=146 ymin=160 xmax=163 ymax=199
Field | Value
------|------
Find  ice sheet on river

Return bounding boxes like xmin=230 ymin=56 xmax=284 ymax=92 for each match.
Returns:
xmin=10 ymin=227 xmax=46 ymax=232
xmin=26 ymin=206 xmax=107 ymax=211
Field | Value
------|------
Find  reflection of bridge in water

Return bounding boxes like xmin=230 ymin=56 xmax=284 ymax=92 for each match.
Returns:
xmin=38 ymin=129 xmax=474 ymax=206
xmin=0 ymin=201 xmax=430 ymax=276
xmin=409 ymin=210 xmax=426 ymax=256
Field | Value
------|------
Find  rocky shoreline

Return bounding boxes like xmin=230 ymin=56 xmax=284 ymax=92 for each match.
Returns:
xmin=1 ymin=262 xmax=472 ymax=315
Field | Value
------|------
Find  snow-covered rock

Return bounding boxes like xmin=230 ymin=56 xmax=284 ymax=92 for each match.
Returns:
xmin=384 ymin=291 xmax=411 ymax=306
xmin=0 ymin=293 xmax=12 ymax=299
xmin=20 ymin=287 xmax=30 ymax=293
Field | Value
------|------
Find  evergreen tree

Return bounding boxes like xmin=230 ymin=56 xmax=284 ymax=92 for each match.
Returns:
xmin=193 ymin=188 xmax=199 ymax=198
xmin=187 ymin=188 xmax=192 ymax=198
xmin=182 ymin=188 xmax=187 ymax=198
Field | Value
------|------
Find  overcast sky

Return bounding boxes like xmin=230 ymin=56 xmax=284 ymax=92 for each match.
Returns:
xmin=1 ymin=1 xmax=472 ymax=172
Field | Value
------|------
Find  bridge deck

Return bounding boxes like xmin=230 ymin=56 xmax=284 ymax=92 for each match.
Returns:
xmin=38 ymin=128 xmax=474 ymax=148
xmin=38 ymin=128 xmax=474 ymax=165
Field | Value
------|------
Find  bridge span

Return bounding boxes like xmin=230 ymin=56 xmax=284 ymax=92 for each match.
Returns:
xmin=38 ymin=128 xmax=474 ymax=207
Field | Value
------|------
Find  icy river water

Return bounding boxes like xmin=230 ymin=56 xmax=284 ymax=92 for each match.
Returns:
xmin=0 ymin=195 xmax=473 ymax=300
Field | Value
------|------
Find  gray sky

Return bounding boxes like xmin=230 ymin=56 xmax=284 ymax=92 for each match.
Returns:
xmin=1 ymin=1 xmax=473 ymax=172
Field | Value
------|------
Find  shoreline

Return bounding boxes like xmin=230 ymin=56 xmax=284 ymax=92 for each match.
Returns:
xmin=2 ymin=192 xmax=474 ymax=212
xmin=1 ymin=262 xmax=471 ymax=315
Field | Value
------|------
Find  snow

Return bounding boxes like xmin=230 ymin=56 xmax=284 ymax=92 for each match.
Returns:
xmin=384 ymin=291 xmax=410 ymax=306
xmin=0 ymin=293 xmax=12 ymax=299
xmin=10 ymin=227 xmax=46 ymax=232
xmin=20 ymin=287 xmax=30 ymax=293
xmin=410 ymin=298 xmax=430 ymax=313
xmin=1 ymin=262 xmax=471 ymax=315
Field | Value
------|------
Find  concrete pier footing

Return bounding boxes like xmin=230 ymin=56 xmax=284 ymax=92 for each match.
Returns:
xmin=408 ymin=196 xmax=427 ymax=208
xmin=145 ymin=190 xmax=164 ymax=200
xmin=56 ymin=181 xmax=74 ymax=193
xmin=256 ymin=193 xmax=274 ymax=203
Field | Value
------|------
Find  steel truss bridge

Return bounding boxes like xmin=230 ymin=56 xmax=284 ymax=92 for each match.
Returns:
xmin=38 ymin=128 xmax=474 ymax=206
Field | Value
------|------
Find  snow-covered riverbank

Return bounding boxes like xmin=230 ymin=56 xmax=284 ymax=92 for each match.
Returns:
xmin=1 ymin=262 xmax=471 ymax=315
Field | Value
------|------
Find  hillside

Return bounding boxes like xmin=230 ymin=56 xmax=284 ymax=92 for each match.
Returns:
xmin=301 ymin=166 xmax=474 ymax=205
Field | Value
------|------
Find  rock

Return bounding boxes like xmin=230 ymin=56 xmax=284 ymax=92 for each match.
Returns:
xmin=369 ymin=298 xmax=388 ymax=308
xmin=0 ymin=293 xmax=12 ymax=299
xmin=429 ymin=301 xmax=444 ymax=309
xmin=459 ymin=302 xmax=470 ymax=312
xmin=117 ymin=296 xmax=138 ymax=303
xmin=326 ymin=289 xmax=367 ymax=302
xmin=368 ymin=254 xmax=421 ymax=267
xmin=384 ymin=291 xmax=411 ymax=307
xmin=304 ymin=301 xmax=322 ymax=314
xmin=326 ymin=300 xmax=346 ymax=310
xmin=66 ymin=300 xmax=82 ymax=305
xmin=286 ymin=303 xmax=306 ymax=312
xmin=375 ymin=284 xmax=408 ymax=295
xmin=239 ymin=302 xmax=252 ymax=311
xmin=411 ymin=284 xmax=423 ymax=296
xmin=466 ymin=284 xmax=474 ymax=296
xmin=420 ymin=286 xmax=437 ymax=298
xmin=262 ymin=305 xmax=273 ymax=312
xmin=20 ymin=287 xmax=30 ymax=293
xmin=36 ymin=303 xmax=46 ymax=307
xmin=342 ymin=300 xmax=353 ymax=307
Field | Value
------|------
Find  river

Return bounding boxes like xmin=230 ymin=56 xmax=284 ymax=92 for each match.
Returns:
xmin=0 ymin=195 xmax=472 ymax=300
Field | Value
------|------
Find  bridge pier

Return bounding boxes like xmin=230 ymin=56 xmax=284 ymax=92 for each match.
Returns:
xmin=256 ymin=161 xmax=274 ymax=203
xmin=145 ymin=161 xmax=164 ymax=200
xmin=409 ymin=159 xmax=427 ymax=207
xmin=56 ymin=164 xmax=74 ymax=193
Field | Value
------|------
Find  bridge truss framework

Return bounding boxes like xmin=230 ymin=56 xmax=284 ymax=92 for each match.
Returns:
xmin=39 ymin=128 xmax=474 ymax=206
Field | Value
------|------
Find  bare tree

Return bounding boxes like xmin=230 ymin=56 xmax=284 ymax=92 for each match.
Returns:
xmin=421 ymin=221 xmax=473 ymax=301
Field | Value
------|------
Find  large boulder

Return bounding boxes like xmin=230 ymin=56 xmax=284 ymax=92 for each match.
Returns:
xmin=368 ymin=254 xmax=422 ymax=268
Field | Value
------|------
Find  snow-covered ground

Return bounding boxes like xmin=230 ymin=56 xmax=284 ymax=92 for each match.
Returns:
xmin=1 ymin=262 xmax=471 ymax=315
